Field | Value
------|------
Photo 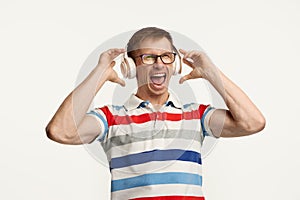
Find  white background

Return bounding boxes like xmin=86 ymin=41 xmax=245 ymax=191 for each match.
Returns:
xmin=1 ymin=0 xmax=299 ymax=199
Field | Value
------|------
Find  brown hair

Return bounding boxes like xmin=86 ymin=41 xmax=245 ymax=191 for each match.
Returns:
xmin=127 ymin=27 xmax=174 ymax=58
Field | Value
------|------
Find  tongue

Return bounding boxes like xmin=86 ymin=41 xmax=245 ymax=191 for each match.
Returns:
xmin=151 ymin=76 xmax=165 ymax=85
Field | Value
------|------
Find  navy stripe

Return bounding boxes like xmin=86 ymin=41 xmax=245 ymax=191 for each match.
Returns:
xmin=111 ymin=172 xmax=202 ymax=192
xmin=137 ymin=101 xmax=150 ymax=108
xmin=110 ymin=149 xmax=201 ymax=169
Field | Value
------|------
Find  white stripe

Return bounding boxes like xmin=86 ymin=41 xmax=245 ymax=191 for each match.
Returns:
xmin=106 ymin=138 xmax=202 ymax=159
xmin=108 ymin=105 xmax=185 ymax=117
xmin=111 ymin=160 xmax=202 ymax=180
xmin=106 ymin=119 xmax=201 ymax=140
xmin=111 ymin=184 xmax=204 ymax=200
xmin=204 ymin=108 xmax=218 ymax=138
xmin=86 ymin=110 xmax=107 ymax=136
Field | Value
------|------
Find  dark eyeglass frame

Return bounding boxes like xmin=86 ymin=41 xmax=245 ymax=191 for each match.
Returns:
xmin=135 ymin=52 xmax=177 ymax=65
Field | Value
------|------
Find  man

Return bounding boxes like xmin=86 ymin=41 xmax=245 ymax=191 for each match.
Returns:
xmin=46 ymin=27 xmax=265 ymax=200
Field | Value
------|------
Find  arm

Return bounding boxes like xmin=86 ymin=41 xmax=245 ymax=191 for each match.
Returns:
xmin=46 ymin=48 xmax=125 ymax=144
xmin=179 ymin=49 xmax=266 ymax=138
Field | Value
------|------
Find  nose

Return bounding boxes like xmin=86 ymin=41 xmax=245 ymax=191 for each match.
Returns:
xmin=153 ymin=56 xmax=164 ymax=69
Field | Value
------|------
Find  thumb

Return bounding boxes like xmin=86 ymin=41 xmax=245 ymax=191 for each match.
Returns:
xmin=179 ymin=73 xmax=193 ymax=84
xmin=114 ymin=77 xmax=126 ymax=87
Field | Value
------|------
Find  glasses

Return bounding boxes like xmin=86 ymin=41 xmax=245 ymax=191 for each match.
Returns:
xmin=136 ymin=52 xmax=176 ymax=65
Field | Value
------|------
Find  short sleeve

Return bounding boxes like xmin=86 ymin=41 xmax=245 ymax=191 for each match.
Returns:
xmin=199 ymin=104 xmax=217 ymax=138
xmin=86 ymin=107 xmax=109 ymax=142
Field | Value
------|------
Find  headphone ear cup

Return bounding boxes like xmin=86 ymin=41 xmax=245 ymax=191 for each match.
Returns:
xmin=121 ymin=56 xmax=136 ymax=79
xmin=173 ymin=54 xmax=182 ymax=75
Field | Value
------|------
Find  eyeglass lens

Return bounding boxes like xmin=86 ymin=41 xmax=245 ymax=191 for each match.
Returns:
xmin=141 ymin=53 xmax=175 ymax=64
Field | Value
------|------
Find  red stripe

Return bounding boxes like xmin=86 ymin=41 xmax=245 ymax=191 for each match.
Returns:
xmin=131 ymin=196 xmax=205 ymax=200
xmin=98 ymin=106 xmax=114 ymax=127
xmin=98 ymin=104 xmax=210 ymax=127
xmin=198 ymin=104 xmax=209 ymax=118
xmin=112 ymin=110 xmax=201 ymax=126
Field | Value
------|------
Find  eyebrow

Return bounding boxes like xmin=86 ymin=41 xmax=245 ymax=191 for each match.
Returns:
xmin=138 ymin=49 xmax=173 ymax=55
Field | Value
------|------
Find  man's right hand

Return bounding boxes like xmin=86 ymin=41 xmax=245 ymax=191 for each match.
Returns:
xmin=97 ymin=48 xmax=126 ymax=87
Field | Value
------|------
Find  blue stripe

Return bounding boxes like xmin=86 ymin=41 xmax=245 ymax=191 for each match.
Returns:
xmin=87 ymin=110 xmax=108 ymax=141
xmin=112 ymin=105 xmax=124 ymax=111
xmin=201 ymin=107 xmax=214 ymax=137
xmin=110 ymin=149 xmax=201 ymax=169
xmin=111 ymin=172 xmax=202 ymax=192
xmin=183 ymin=103 xmax=194 ymax=109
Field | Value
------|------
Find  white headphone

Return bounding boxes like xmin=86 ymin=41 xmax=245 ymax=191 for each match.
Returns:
xmin=120 ymin=53 xmax=137 ymax=79
xmin=120 ymin=45 xmax=182 ymax=79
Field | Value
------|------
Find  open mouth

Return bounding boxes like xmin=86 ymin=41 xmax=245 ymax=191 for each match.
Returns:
xmin=150 ymin=73 xmax=166 ymax=85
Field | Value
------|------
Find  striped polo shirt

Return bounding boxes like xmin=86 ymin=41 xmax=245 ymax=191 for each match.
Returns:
xmin=88 ymin=93 xmax=216 ymax=200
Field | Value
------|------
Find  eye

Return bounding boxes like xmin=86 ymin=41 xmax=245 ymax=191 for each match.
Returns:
xmin=161 ymin=53 xmax=171 ymax=59
xmin=142 ymin=54 xmax=156 ymax=63
xmin=161 ymin=53 xmax=174 ymax=62
xmin=144 ymin=54 xmax=155 ymax=59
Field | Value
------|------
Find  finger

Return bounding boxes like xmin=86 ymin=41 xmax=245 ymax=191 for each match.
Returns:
xmin=113 ymin=77 xmax=126 ymax=87
xmin=109 ymin=61 xmax=116 ymax=68
xmin=179 ymin=73 xmax=193 ymax=84
xmin=180 ymin=49 xmax=196 ymax=64
xmin=179 ymin=49 xmax=187 ymax=55
xmin=183 ymin=50 xmax=196 ymax=60
xmin=182 ymin=58 xmax=194 ymax=68
xmin=181 ymin=51 xmax=195 ymax=64
xmin=112 ymin=49 xmax=126 ymax=58
xmin=183 ymin=51 xmax=203 ymax=66
xmin=188 ymin=51 xmax=206 ymax=64
xmin=107 ymin=48 xmax=126 ymax=54
xmin=107 ymin=48 xmax=126 ymax=59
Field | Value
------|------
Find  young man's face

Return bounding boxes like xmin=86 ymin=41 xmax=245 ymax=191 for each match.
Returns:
xmin=134 ymin=37 xmax=175 ymax=97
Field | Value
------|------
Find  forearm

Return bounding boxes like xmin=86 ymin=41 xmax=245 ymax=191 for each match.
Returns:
xmin=46 ymin=48 xmax=125 ymax=143
xmin=205 ymin=67 xmax=265 ymax=136
xmin=46 ymin=64 xmax=110 ymax=140
xmin=72 ymin=65 xmax=110 ymax=125
xmin=179 ymin=49 xmax=265 ymax=137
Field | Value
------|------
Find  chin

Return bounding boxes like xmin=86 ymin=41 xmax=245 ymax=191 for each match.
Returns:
xmin=149 ymin=87 xmax=167 ymax=96
xmin=147 ymin=82 xmax=169 ymax=96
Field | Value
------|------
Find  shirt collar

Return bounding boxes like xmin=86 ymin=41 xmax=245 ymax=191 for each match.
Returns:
xmin=124 ymin=92 xmax=182 ymax=111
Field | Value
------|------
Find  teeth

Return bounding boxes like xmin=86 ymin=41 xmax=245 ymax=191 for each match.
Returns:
xmin=151 ymin=73 xmax=166 ymax=77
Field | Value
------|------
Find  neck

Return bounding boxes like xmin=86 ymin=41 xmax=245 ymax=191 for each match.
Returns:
xmin=136 ymin=89 xmax=169 ymax=108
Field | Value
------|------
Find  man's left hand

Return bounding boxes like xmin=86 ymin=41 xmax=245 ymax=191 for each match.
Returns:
xmin=179 ymin=49 xmax=216 ymax=84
